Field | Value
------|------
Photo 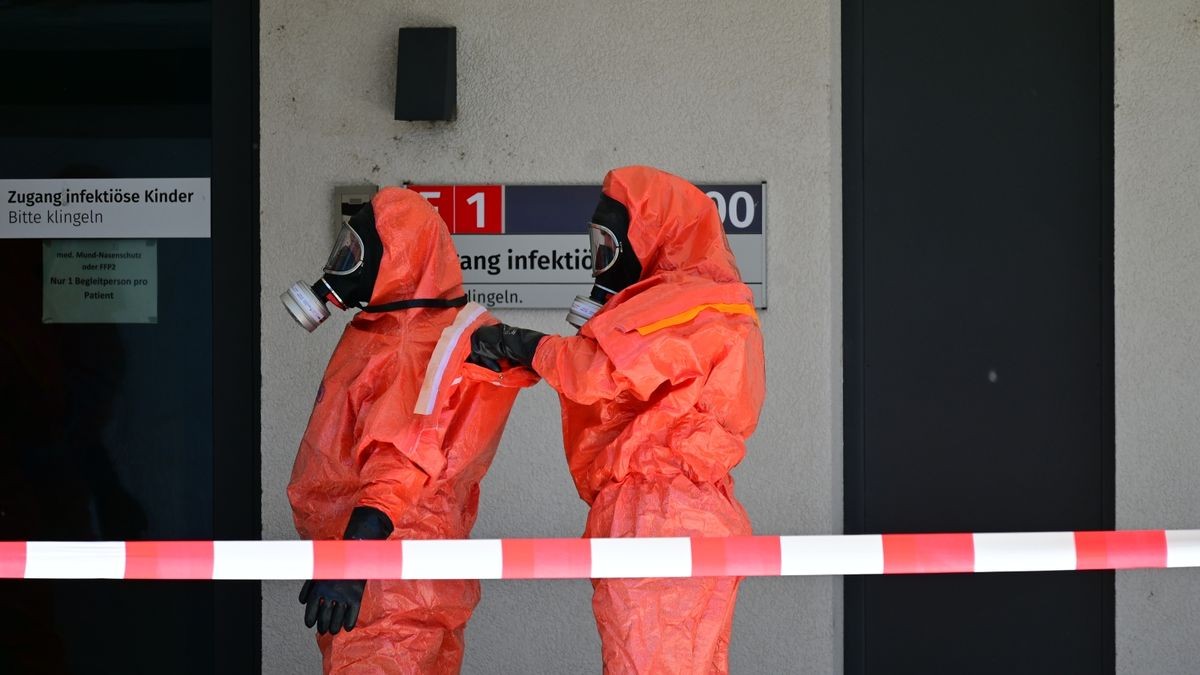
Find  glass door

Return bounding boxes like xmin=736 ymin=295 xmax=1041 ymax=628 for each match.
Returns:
xmin=0 ymin=2 xmax=259 ymax=672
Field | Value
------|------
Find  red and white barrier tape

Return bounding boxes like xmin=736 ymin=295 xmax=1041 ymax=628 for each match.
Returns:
xmin=1 ymin=530 xmax=1197 ymax=580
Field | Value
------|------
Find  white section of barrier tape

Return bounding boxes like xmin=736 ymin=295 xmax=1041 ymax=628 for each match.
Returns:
xmin=213 ymin=541 xmax=314 ymax=580
xmin=972 ymin=532 xmax=1077 ymax=573
xmin=1166 ymin=530 xmax=1200 ymax=568
xmin=781 ymin=535 xmax=884 ymax=576
xmin=402 ymin=539 xmax=504 ymax=580
xmin=591 ymin=537 xmax=692 ymax=578
xmin=25 ymin=542 xmax=126 ymax=579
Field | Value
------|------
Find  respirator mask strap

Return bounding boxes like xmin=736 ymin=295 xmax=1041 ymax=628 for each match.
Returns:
xmin=362 ymin=295 xmax=469 ymax=313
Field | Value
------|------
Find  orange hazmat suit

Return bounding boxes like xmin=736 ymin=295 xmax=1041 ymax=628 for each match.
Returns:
xmin=288 ymin=187 xmax=536 ymax=674
xmin=532 ymin=166 xmax=766 ymax=674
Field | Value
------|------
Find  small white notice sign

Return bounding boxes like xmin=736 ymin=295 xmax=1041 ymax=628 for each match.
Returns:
xmin=3 ymin=178 xmax=209 ymax=239
xmin=42 ymin=239 xmax=158 ymax=324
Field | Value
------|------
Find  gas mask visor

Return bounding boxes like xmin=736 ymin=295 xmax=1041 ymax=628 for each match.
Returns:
xmin=323 ymin=223 xmax=366 ymax=276
xmin=281 ymin=223 xmax=366 ymax=332
xmin=566 ymin=193 xmax=639 ymax=329
xmin=566 ymin=208 xmax=641 ymax=329
xmin=588 ymin=222 xmax=622 ymax=277
xmin=564 ymin=224 xmax=621 ymax=330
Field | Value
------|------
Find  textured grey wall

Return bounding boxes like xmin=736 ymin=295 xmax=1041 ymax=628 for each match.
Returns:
xmin=1115 ymin=2 xmax=1200 ymax=673
xmin=260 ymin=1 xmax=840 ymax=673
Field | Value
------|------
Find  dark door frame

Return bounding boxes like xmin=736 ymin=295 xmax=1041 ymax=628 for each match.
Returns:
xmin=841 ymin=1 xmax=1115 ymax=671
xmin=212 ymin=0 xmax=261 ymax=672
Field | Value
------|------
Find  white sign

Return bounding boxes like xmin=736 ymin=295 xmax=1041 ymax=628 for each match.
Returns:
xmin=42 ymin=239 xmax=158 ymax=324
xmin=453 ymin=233 xmax=765 ymax=308
xmin=3 ymin=178 xmax=210 ymax=238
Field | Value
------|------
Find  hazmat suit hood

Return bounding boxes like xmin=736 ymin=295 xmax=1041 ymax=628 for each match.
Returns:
xmin=576 ymin=166 xmax=753 ymax=339
xmin=602 ymin=165 xmax=742 ymax=288
xmin=366 ymin=187 xmax=465 ymax=309
xmin=563 ymin=166 xmax=742 ymax=329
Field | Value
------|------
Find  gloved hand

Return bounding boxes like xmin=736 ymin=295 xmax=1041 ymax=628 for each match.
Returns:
xmin=299 ymin=506 xmax=394 ymax=635
xmin=468 ymin=323 xmax=547 ymax=371
xmin=299 ymin=578 xmax=365 ymax=635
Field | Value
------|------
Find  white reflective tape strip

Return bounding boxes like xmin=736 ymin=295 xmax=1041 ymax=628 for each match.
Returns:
xmin=780 ymin=535 xmax=884 ymax=576
xmin=213 ymin=541 xmax=313 ymax=580
xmin=589 ymin=538 xmax=692 ymax=578
xmin=414 ymin=302 xmax=488 ymax=415
xmin=402 ymin=539 xmax=503 ymax=580
xmin=1165 ymin=530 xmax=1200 ymax=568
xmin=972 ymin=532 xmax=1077 ymax=573
xmin=25 ymin=542 xmax=126 ymax=579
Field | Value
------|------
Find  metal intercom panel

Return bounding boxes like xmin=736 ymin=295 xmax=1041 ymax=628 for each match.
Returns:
xmin=333 ymin=185 xmax=378 ymax=232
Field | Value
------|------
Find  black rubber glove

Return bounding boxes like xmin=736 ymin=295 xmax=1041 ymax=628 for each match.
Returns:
xmin=299 ymin=506 xmax=393 ymax=635
xmin=299 ymin=578 xmax=364 ymax=636
xmin=468 ymin=323 xmax=547 ymax=371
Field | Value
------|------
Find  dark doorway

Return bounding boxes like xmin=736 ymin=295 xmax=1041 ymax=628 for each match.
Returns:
xmin=0 ymin=2 xmax=259 ymax=673
xmin=843 ymin=1 xmax=1114 ymax=673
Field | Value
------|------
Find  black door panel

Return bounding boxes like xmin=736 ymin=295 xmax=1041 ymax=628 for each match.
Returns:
xmin=843 ymin=1 xmax=1114 ymax=672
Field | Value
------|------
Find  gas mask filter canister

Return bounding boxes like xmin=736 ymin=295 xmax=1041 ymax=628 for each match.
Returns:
xmin=566 ymin=294 xmax=602 ymax=329
xmin=565 ymin=283 xmax=620 ymax=330
xmin=282 ymin=280 xmax=333 ymax=332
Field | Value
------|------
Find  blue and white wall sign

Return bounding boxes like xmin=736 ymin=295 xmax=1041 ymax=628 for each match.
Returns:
xmin=405 ymin=183 xmax=767 ymax=309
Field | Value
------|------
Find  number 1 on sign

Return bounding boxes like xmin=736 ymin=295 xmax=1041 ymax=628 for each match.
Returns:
xmin=465 ymin=192 xmax=485 ymax=229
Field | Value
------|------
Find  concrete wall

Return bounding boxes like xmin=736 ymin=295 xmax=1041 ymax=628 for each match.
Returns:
xmin=1114 ymin=2 xmax=1200 ymax=673
xmin=260 ymin=1 xmax=841 ymax=672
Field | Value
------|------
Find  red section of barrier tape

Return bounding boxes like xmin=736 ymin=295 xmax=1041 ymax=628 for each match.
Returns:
xmin=502 ymin=539 xmax=591 ymax=579
xmin=314 ymin=541 xmax=403 ymax=580
xmin=1074 ymin=530 xmax=1168 ymax=570
xmin=125 ymin=541 xmax=214 ymax=579
xmin=691 ymin=536 xmax=782 ymax=577
xmin=0 ymin=541 xmax=25 ymax=578
xmin=883 ymin=533 xmax=975 ymax=574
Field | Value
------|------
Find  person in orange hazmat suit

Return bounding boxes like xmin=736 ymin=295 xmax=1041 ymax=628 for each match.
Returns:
xmin=283 ymin=186 xmax=537 ymax=674
xmin=469 ymin=165 xmax=765 ymax=674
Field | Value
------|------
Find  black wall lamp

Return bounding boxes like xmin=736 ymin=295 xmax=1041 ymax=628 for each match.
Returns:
xmin=394 ymin=26 xmax=456 ymax=121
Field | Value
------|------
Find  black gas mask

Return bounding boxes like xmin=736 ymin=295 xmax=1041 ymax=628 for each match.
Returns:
xmin=565 ymin=194 xmax=642 ymax=329
xmin=282 ymin=203 xmax=465 ymax=332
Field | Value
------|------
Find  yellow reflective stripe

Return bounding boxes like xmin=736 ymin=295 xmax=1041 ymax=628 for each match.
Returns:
xmin=635 ymin=303 xmax=760 ymax=335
